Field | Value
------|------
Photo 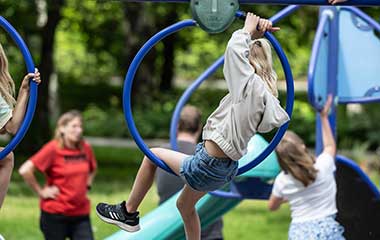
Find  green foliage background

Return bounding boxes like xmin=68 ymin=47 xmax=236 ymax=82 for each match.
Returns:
xmin=0 ymin=2 xmax=379 ymax=151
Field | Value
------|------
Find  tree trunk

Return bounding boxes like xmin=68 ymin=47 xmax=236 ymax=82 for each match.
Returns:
xmin=122 ymin=3 xmax=159 ymax=103
xmin=159 ymin=10 xmax=178 ymax=92
xmin=18 ymin=0 xmax=64 ymax=153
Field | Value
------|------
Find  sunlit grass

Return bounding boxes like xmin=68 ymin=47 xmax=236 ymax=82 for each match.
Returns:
xmin=0 ymin=187 xmax=290 ymax=240
xmin=1 ymin=146 xmax=378 ymax=239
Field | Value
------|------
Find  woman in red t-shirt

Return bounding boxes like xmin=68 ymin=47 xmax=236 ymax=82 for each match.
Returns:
xmin=19 ymin=110 xmax=97 ymax=240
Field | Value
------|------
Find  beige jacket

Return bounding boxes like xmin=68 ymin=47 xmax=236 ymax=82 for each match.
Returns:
xmin=202 ymin=29 xmax=290 ymax=160
xmin=0 ymin=95 xmax=12 ymax=130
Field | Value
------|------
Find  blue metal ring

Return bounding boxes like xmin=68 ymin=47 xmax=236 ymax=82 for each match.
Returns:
xmin=237 ymin=32 xmax=294 ymax=175
xmin=0 ymin=16 xmax=38 ymax=160
xmin=123 ymin=19 xmax=294 ymax=175
xmin=307 ymin=11 xmax=330 ymax=111
xmin=123 ymin=20 xmax=197 ymax=174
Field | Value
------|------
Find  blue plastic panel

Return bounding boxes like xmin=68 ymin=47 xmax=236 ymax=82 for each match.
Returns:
xmin=337 ymin=10 xmax=380 ymax=102
xmin=311 ymin=14 xmax=330 ymax=107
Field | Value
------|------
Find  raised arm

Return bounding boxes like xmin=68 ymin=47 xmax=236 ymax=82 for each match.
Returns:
xmin=223 ymin=13 xmax=279 ymax=103
xmin=223 ymin=22 xmax=257 ymax=102
xmin=4 ymin=69 xmax=41 ymax=135
xmin=320 ymin=95 xmax=336 ymax=156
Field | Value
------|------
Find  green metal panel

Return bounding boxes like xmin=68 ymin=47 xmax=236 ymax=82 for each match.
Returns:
xmin=191 ymin=0 xmax=239 ymax=33
xmin=237 ymin=134 xmax=280 ymax=180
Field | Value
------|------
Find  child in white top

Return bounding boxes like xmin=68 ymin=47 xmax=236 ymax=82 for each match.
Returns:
xmin=269 ymin=95 xmax=345 ymax=239
xmin=0 ymin=43 xmax=41 ymax=209
xmin=96 ymin=13 xmax=289 ymax=240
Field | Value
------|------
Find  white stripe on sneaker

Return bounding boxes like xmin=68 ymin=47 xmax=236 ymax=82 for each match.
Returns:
xmin=112 ymin=212 xmax=119 ymax=220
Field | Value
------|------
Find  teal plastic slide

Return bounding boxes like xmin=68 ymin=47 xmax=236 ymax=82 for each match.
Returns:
xmin=105 ymin=135 xmax=280 ymax=240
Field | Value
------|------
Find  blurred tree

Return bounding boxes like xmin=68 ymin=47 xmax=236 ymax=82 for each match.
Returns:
xmin=56 ymin=1 xmax=188 ymax=99
xmin=0 ymin=0 xmax=59 ymax=153
xmin=0 ymin=0 xmax=38 ymax=83
xmin=1 ymin=1 xmax=379 ymax=154
xmin=17 ymin=0 xmax=65 ymax=153
xmin=121 ymin=3 xmax=188 ymax=96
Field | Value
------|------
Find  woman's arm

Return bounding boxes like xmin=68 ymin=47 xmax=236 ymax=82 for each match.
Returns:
xmin=87 ymin=170 xmax=96 ymax=189
xmin=4 ymin=70 xmax=41 ymax=135
xmin=320 ymin=95 xmax=336 ymax=156
xmin=18 ymin=160 xmax=59 ymax=199
xmin=268 ymin=194 xmax=287 ymax=211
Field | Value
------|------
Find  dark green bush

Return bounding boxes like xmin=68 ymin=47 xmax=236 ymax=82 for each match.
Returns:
xmin=59 ymin=81 xmax=380 ymax=150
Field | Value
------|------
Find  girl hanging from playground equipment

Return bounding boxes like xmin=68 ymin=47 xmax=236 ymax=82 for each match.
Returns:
xmin=0 ymin=43 xmax=41 ymax=210
xmin=268 ymin=95 xmax=345 ymax=239
xmin=96 ymin=13 xmax=289 ymax=240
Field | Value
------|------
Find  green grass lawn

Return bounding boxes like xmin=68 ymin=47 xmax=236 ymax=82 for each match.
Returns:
xmin=1 ymin=145 xmax=378 ymax=239
xmin=0 ymin=187 xmax=290 ymax=240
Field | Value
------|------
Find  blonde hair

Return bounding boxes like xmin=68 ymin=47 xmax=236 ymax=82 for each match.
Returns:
xmin=54 ymin=110 xmax=83 ymax=149
xmin=249 ymin=38 xmax=278 ymax=97
xmin=275 ymin=131 xmax=318 ymax=187
xmin=0 ymin=43 xmax=16 ymax=107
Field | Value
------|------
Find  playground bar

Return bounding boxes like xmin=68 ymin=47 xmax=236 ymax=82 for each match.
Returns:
xmin=122 ymin=0 xmax=380 ymax=6
xmin=307 ymin=10 xmax=330 ymax=110
xmin=340 ymin=7 xmax=380 ymax=40
xmin=0 ymin=17 xmax=37 ymax=160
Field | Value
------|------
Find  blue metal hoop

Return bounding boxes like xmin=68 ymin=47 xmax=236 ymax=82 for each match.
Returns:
xmin=123 ymin=20 xmax=197 ymax=174
xmin=123 ymin=19 xmax=294 ymax=175
xmin=0 ymin=16 xmax=38 ymax=160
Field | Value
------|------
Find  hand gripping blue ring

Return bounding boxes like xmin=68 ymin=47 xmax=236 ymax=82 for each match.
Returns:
xmin=0 ymin=16 xmax=38 ymax=160
xmin=123 ymin=20 xmax=294 ymax=175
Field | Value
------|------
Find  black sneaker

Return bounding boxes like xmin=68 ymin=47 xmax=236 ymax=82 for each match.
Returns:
xmin=96 ymin=201 xmax=140 ymax=232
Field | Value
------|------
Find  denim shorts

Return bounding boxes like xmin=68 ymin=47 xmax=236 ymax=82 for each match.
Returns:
xmin=179 ymin=142 xmax=238 ymax=192
xmin=289 ymin=215 xmax=345 ymax=240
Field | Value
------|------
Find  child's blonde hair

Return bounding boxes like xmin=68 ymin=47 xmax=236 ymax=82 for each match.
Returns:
xmin=0 ymin=43 xmax=16 ymax=107
xmin=276 ymin=131 xmax=318 ymax=187
xmin=249 ymin=38 xmax=278 ymax=97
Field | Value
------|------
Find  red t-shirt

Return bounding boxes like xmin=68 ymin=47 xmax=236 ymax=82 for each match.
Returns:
xmin=30 ymin=140 xmax=97 ymax=216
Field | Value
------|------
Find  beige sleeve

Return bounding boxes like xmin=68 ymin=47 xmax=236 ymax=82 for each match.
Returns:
xmin=223 ymin=29 xmax=256 ymax=104
xmin=257 ymin=93 xmax=290 ymax=133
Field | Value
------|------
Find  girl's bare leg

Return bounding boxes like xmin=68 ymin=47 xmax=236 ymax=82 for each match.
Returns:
xmin=177 ymin=185 xmax=207 ymax=240
xmin=126 ymin=147 xmax=189 ymax=212
xmin=0 ymin=151 xmax=14 ymax=209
